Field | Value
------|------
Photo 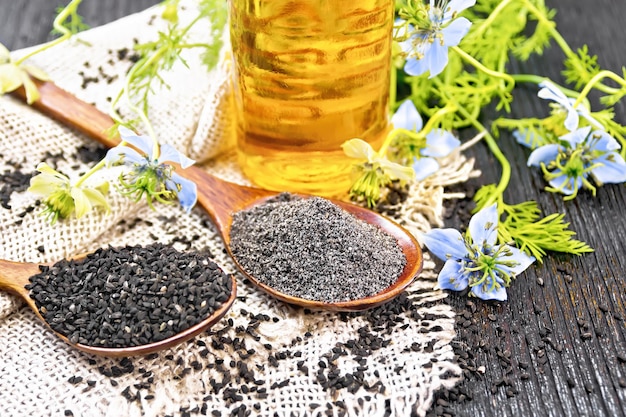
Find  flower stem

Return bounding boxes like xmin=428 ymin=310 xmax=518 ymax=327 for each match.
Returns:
xmin=473 ymin=129 xmax=510 ymax=207
xmin=512 ymin=74 xmax=595 ymax=110
xmin=178 ymin=43 xmax=212 ymax=49
xmin=15 ymin=0 xmax=82 ymax=65
xmin=74 ymin=159 xmax=106 ymax=187
xmin=110 ymin=48 xmax=166 ymax=159
xmin=433 ymin=78 xmax=511 ymax=208
xmin=471 ymin=0 xmax=513 ymax=38
xmin=422 ymin=104 xmax=457 ymax=133
xmin=509 ymin=6 xmax=621 ymax=97
xmin=572 ymin=70 xmax=626 ymax=109
xmin=452 ymin=46 xmax=515 ymax=89
xmin=511 ymin=74 xmax=578 ymax=97
xmin=389 ymin=65 xmax=397 ymax=111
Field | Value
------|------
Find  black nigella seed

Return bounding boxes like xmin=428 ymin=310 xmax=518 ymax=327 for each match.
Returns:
xmin=68 ymin=376 xmax=83 ymax=384
xmin=229 ymin=193 xmax=406 ymax=303
xmin=581 ymin=332 xmax=593 ymax=341
xmin=26 ymin=243 xmax=232 ymax=348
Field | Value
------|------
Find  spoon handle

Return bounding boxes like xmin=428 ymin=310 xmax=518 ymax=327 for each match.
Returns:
xmin=11 ymin=80 xmax=276 ymax=236
xmin=0 ymin=259 xmax=41 ymax=298
xmin=16 ymin=79 xmax=121 ymax=149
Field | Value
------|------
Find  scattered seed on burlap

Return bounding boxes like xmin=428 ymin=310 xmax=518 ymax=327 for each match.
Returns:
xmin=229 ymin=193 xmax=406 ymax=303
xmin=26 ymin=243 xmax=232 ymax=348
xmin=73 ymin=143 xmax=107 ymax=165
xmin=0 ymin=165 xmax=34 ymax=210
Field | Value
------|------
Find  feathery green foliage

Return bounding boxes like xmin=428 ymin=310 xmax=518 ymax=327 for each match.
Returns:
xmin=474 ymin=185 xmax=593 ymax=262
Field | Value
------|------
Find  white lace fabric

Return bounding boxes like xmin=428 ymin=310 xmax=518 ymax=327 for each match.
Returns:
xmin=0 ymin=2 xmax=477 ymax=416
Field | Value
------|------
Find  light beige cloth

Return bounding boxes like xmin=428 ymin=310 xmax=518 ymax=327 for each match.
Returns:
xmin=0 ymin=1 xmax=478 ymax=416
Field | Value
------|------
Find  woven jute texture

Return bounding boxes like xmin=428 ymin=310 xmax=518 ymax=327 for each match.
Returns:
xmin=0 ymin=2 xmax=479 ymax=416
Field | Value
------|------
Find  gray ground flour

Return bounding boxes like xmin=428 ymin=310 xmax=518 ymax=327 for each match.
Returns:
xmin=229 ymin=193 xmax=406 ymax=303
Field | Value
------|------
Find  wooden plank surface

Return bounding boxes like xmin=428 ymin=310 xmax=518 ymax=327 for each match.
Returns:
xmin=1 ymin=1 xmax=625 ymax=416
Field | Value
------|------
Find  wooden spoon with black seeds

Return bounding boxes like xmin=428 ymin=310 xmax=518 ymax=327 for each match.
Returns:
xmin=10 ymin=79 xmax=423 ymax=312
xmin=0 ymin=245 xmax=236 ymax=357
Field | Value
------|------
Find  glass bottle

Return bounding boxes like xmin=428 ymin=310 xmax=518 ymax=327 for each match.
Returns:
xmin=229 ymin=0 xmax=393 ymax=196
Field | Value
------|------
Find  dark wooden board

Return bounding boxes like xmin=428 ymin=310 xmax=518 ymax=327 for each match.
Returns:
xmin=1 ymin=1 xmax=625 ymax=416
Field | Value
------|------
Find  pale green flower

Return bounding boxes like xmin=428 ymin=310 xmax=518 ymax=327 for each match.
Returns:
xmin=28 ymin=163 xmax=110 ymax=224
xmin=0 ymin=43 xmax=50 ymax=104
xmin=343 ymin=138 xmax=415 ymax=181
xmin=342 ymin=138 xmax=414 ymax=207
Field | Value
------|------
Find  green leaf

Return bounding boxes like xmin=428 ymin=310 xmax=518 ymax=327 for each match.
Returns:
xmin=198 ymin=0 xmax=228 ymax=69
xmin=511 ymin=3 xmax=556 ymax=61
xmin=52 ymin=2 xmax=89 ymax=36
xmin=474 ymin=185 xmax=593 ymax=262
xmin=562 ymin=45 xmax=601 ymax=90
xmin=119 ymin=0 xmax=227 ymax=114
xmin=504 ymin=210 xmax=593 ymax=262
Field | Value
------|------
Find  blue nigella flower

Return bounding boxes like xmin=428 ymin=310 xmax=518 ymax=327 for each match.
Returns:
xmin=527 ymin=126 xmax=626 ymax=198
xmin=391 ymin=100 xmax=460 ymax=180
xmin=421 ymin=204 xmax=535 ymax=301
xmin=396 ymin=0 xmax=475 ymax=78
xmin=537 ymin=81 xmax=603 ymax=131
xmin=105 ymin=126 xmax=198 ymax=212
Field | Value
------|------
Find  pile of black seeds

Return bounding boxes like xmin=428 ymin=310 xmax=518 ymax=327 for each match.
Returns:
xmin=229 ymin=193 xmax=406 ymax=303
xmin=26 ymin=243 xmax=233 ymax=348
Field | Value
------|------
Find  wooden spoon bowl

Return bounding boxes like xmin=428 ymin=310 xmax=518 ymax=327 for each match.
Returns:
xmin=0 ymin=257 xmax=236 ymax=357
xmin=11 ymin=80 xmax=423 ymax=312
xmin=225 ymin=196 xmax=423 ymax=312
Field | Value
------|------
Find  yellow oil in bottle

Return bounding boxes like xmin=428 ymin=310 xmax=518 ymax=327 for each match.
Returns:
xmin=229 ymin=0 xmax=393 ymax=196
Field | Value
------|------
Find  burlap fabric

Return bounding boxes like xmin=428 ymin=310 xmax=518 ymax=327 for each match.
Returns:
xmin=0 ymin=2 xmax=479 ymax=416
